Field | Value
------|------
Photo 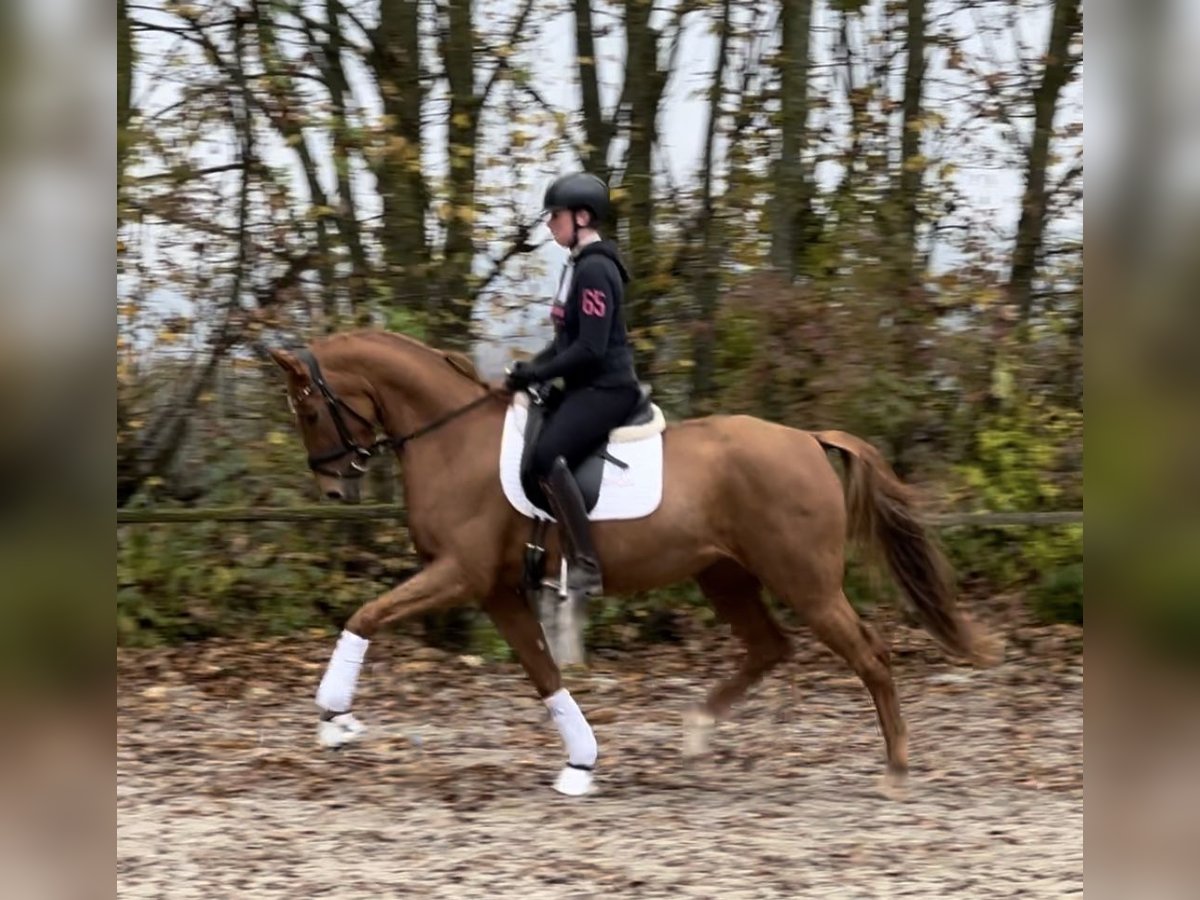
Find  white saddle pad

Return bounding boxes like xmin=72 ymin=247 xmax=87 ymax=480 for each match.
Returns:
xmin=499 ymin=397 xmax=665 ymax=522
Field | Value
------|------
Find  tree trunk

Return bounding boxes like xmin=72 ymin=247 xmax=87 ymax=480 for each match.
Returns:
xmin=323 ymin=0 xmax=370 ymax=318
xmin=769 ymin=0 xmax=813 ymax=278
xmin=832 ymin=8 xmax=864 ymax=213
xmin=622 ymin=0 xmax=665 ymax=375
xmin=690 ymin=0 xmax=732 ymax=415
xmin=1009 ymin=0 xmax=1081 ymax=325
xmin=118 ymin=0 xmax=134 ymax=185
xmin=574 ymin=0 xmax=616 ymax=177
xmin=887 ymin=0 xmax=930 ymax=477
xmin=434 ymin=0 xmax=480 ymax=351
xmin=424 ymin=0 xmax=483 ymax=644
xmin=720 ymin=2 xmax=769 ymax=232
xmin=895 ymin=0 xmax=926 ymax=290
xmin=374 ymin=0 xmax=431 ymax=318
xmin=256 ymin=1 xmax=336 ymax=322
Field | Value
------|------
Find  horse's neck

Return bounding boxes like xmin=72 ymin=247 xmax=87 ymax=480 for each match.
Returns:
xmin=341 ymin=338 xmax=502 ymax=538
xmin=341 ymin=338 xmax=479 ymax=440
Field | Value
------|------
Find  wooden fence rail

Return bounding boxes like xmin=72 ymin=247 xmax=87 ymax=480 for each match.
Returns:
xmin=117 ymin=506 xmax=1082 ymax=528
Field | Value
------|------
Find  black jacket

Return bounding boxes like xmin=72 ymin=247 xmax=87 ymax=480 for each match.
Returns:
xmin=528 ymin=240 xmax=638 ymax=391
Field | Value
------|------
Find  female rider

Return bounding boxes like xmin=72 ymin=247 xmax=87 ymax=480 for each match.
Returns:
xmin=505 ymin=172 xmax=642 ymax=603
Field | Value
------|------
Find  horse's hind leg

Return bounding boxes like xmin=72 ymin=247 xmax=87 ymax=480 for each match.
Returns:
xmin=798 ymin=589 xmax=908 ymax=780
xmin=686 ymin=559 xmax=792 ymax=757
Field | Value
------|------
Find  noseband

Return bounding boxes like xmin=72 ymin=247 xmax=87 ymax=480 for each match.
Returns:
xmin=289 ymin=349 xmax=495 ymax=479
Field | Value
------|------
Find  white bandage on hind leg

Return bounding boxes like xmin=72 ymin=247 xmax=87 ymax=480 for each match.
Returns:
xmin=544 ymin=688 xmax=598 ymax=769
xmin=315 ymin=629 xmax=370 ymax=713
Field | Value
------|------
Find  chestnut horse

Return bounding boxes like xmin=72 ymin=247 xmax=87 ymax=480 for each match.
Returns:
xmin=267 ymin=330 xmax=999 ymax=796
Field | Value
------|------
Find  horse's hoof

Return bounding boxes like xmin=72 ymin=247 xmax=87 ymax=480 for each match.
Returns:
xmin=553 ymin=765 xmax=595 ymax=797
xmin=682 ymin=708 xmax=716 ymax=759
xmin=878 ymin=767 xmax=910 ymax=801
xmin=318 ymin=712 xmax=366 ymax=749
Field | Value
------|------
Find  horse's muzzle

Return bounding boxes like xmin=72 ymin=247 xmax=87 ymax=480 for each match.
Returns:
xmin=316 ymin=473 xmax=361 ymax=504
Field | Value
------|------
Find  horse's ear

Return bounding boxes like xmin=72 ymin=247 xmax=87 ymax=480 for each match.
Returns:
xmin=268 ymin=348 xmax=309 ymax=384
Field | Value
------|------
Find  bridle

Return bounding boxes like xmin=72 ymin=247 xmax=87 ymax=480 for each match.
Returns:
xmin=289 ymin=348 xmax=496 ymax=480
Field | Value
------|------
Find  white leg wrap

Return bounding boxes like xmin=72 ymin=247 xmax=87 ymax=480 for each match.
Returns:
xmin=683 ymin=707 xmax=717 ymax=758
xmin=315 ymin=629 xmax=369 ymax=713
xmin=544 ymin=688 xmax=597 ymax=769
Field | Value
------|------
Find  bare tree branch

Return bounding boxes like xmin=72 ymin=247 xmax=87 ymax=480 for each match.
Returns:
xmin=479 ymin=0 xmax=536 ymax=107
xmin=133 ymin=162 xmax=246 ymax=185
xmin=518 ymin=84 xmax=589 ymax=165
xmin=471 ymin=220 xmax=546 ymax=303
xmin=120 ymin=12 xmax=258 ymax=507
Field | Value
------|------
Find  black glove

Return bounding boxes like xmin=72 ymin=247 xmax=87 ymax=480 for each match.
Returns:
xmin=504 ymin=360 xmax=537 ymax=392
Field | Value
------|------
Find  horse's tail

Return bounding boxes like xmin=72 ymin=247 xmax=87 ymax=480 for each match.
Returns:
xmin=812 ymin=430 xmax=1003 ymax=668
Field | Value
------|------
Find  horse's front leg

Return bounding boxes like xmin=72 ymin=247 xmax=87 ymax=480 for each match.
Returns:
xmin=482 ymin=586 xmax=597 ymax=796
xmin=314 ymin=558 xmax=470 ymax=749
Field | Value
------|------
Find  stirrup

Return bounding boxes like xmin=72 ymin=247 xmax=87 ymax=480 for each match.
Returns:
xmin=561 ymin=556 xmax=600 ymax=600
xmin=541 ymin=558 xmax=568 ymax=601
xmin=567 ymin=579 xmax=602 ymax=602
xmin=539 ymin=560 xmax=599 ymax=603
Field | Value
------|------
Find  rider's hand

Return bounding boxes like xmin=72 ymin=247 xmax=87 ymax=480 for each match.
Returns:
xmin=504 ymin=360 xmax=536 ymax=392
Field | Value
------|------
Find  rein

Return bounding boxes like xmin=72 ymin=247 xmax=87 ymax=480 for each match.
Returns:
xmin=293 ymin=348 xmax=497 ymax=479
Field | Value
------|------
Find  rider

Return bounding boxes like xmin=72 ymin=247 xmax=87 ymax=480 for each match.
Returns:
xmin=505 ymin=171 xmax=642 ymax=602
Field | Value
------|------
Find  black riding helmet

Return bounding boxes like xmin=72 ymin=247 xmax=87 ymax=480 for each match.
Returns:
xmin=542 ymin=172 xmax=610 ymax=224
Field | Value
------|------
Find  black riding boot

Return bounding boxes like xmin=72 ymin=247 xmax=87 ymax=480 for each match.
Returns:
xmin=540 ymin=456 xmax=604 ymax=600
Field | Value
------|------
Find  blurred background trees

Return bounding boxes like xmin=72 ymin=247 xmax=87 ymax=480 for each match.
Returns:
xmin=116 ymin=0 xmax=1082 ymax=648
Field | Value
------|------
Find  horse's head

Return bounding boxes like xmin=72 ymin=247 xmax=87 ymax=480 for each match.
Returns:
xmin=268 ymin=346 xmax=387 ymax=504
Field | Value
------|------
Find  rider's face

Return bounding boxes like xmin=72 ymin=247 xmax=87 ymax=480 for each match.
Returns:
xmin=546 ymin=208 xmax=573 ymax=247
xmin=546 ymin=208 xmax=590 ymax=247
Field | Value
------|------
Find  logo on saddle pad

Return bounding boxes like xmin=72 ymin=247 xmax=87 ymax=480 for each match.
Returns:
xmin=499 ymin=392 xmax=666 ymax=522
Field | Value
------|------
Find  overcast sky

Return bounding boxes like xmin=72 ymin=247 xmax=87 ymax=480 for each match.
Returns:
xmin=126 ymin=0 xmax=1082 ymax=368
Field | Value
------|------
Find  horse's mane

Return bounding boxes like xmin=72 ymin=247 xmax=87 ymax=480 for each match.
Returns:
xmin=318 ymin=329 xmax=483 ymax=384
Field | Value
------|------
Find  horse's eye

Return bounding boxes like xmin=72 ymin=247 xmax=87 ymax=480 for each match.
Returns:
xmin=303 ymin=411 xmax=319 ymax=426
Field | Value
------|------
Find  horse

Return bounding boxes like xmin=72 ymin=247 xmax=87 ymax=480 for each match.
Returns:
xmin=266 ymin=329 xmax=1001 ymax=796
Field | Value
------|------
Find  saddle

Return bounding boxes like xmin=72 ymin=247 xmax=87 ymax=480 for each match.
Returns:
xmin=518 ymin=382 xmax=659 ymax=515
